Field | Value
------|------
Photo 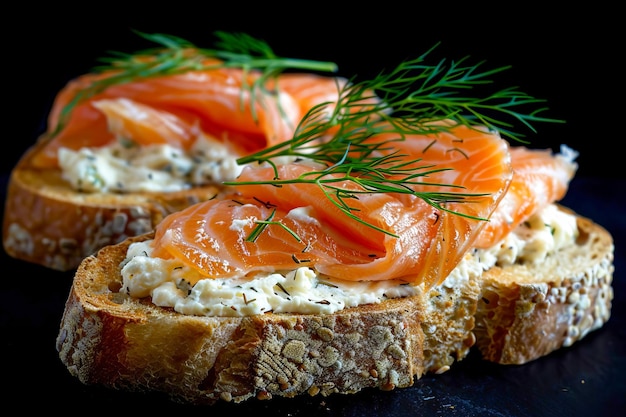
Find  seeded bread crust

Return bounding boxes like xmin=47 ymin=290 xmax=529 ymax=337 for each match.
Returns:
xmin=2 ymin=141 xmax=222 ymax=271
xmin=55 ymin=232 xmax=483 ymax=405
xmin=473 ymin=209 xmax=614 ymax=364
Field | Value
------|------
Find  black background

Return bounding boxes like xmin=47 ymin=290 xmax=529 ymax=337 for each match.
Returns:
xmin=3 ymin=4 xmax=625 ymax=415
xmin=4 ymin=4 xmax=622 ymax=178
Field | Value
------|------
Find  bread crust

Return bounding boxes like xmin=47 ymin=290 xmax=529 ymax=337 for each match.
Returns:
xmin=56 ymin=234 xmax=433 ymax=404
xmin=2 ymin=141 xmax=222 ymax=271
xmin=473 ymin=210 xmax=614 ymax=364
xmin=55 ymin=208 xmax=614 ymax=405
xmin=55 ymin=233 xmax=483 ymax=405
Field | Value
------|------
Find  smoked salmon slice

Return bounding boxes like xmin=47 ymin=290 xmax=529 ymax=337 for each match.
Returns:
xmin=30 ymin=68 xmax=352 ymax=169
xmin=91 ymin=98 xmax=201 ymax=148
xmin=474 ymin=145 xmax=578 ymax=248
xmin=151 ymin=195 xmax=390 ymax=280
xmin=149 ymin=123 xmax=514 ymax=288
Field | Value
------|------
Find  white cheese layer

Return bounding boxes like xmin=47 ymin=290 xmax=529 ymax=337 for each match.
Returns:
xmin=119 ymin=203 xmax=579 ymax=317
xmin=58 ymin=135 xmax=244 ymax=193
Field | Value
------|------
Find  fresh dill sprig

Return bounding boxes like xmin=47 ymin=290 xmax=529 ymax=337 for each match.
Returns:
xmin=247 ymin=208 xmax=302 ymax=243
xmin=228 ymin=43 xmax=564 ymax=237
xmin=50 ymin=30 xmax=338 ymax=138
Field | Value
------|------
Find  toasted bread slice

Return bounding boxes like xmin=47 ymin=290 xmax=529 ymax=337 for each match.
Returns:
xmin=473 ymin=210 xmax=614 ymax=364
xmin=55 ymin=208 xmax=614 ymax=405
xmin=2 ymin=140 xmax=222 ymax=271
xmin=55 ymin=231 xmax=482 ymax=405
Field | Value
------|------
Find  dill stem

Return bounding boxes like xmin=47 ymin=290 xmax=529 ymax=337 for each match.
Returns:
xmin=220 ymin=58 xmax=338 ymax=73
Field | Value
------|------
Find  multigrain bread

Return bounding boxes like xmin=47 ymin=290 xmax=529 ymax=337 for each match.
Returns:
xmin=473 ymin=209 xmax=614 ymax=364
xmin=2 ymin=139 xmax=221 ymax=271
xmin=55 ymin=207 xmax=614 ymax=405
xmin=55 ymin=234 xmax=432 ymax=405
xmin=56 ymin=232 xmax=480 ymax=405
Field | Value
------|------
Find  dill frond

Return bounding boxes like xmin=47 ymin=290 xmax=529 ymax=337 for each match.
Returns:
xmin=229 ymin=43 xmax=564 ymax=237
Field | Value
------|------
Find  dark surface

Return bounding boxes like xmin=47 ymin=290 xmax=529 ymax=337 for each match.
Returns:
xmin=3 ymin=5 xmax=625 ymax=415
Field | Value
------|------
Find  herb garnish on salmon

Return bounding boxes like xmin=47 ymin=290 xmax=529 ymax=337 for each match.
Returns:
xmin=227 ymin=43 xmax=565 ymax=238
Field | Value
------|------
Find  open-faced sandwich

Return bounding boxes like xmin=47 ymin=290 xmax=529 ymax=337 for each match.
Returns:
xmin=2 ymin=32 xmax=340 ymax=271
xmin=14 ymin=32 xmax=611 ymax=405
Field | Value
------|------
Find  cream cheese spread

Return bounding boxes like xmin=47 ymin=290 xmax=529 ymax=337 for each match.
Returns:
xmin=58 ymin=134 xmax=244 ymax=193
xmin=119 ymin=203 xmax=579 ymax=317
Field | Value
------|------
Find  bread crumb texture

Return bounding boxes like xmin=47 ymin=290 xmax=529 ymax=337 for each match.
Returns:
xmin=473 ymin=216 xmax=614 ymax=364
xmin=59 ymin=295 xmax=427 ymax=404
